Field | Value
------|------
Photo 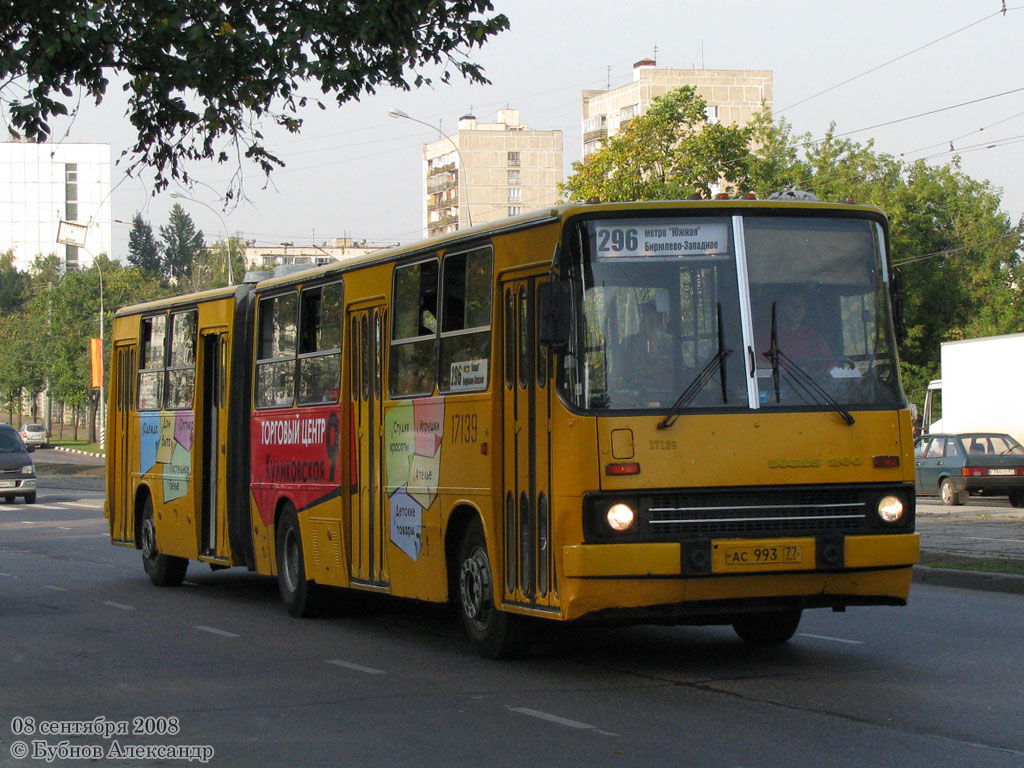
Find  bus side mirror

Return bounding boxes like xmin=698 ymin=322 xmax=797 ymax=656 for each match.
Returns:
xmin=538 ymin=282 xmax=571 ymax=349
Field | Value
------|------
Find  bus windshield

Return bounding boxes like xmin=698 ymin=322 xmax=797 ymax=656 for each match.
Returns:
xmin=566 ymin=213 xmax=904 ymax=414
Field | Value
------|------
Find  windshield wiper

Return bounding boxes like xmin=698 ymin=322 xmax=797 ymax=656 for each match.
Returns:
xmin=658 ymin=304 xmax=732 ymax=430
xmin=764 ymin=302 xmax=855 ymax=426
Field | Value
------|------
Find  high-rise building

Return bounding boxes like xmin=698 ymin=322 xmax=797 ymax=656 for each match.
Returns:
xmin=0 ymin=141 xmax=111 ymax=271
xmin=582 ymin=59 xmax=772 ymax=158
xmin=422 ymin=109 xmax=562 ymax=239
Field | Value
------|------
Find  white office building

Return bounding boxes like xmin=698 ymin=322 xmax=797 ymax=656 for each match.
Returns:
xmin=0 ymin=141 xmax=111 ymax=271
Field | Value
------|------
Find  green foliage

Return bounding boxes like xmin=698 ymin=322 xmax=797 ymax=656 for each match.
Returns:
xmin=160 ymin=204 xmax=206 ymax=286
xmin=0 ymin=251 xmax=30 ymax=313
xmin=563 ymin=87 xmax=754 ymax=202
xmin=127 ymin=213 xmax=162 ymax=275
xmin=0 ymin=1 xmax=509 ymax=197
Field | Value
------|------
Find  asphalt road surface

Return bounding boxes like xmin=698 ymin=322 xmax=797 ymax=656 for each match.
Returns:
xmin=1 ymin=458 xmax=1022 ymax=767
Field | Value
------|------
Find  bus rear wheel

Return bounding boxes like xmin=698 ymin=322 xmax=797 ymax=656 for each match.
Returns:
xmin=140 ymin=496 xmax=188 ymax=587
xmin=276 ymin=504 xmax=328 ymax=618
xmin=732 ymin=609 xmax=802 ymax=645
xmin=457 ymin=519 xmax=523 ymax=659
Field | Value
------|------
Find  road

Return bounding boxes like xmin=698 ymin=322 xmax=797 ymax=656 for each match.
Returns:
xmin=1 ymin=457 xmax=1022 ymax=767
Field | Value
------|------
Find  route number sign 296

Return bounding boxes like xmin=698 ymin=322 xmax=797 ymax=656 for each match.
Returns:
xmin=592 ymin=220 xmax=730 ymax=259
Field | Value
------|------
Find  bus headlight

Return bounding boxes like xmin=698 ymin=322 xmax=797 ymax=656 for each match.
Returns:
xmin=606 ymin=503 xmax=636 ymax=532
xmin=877 ymin=495 xmax=905 ymax=524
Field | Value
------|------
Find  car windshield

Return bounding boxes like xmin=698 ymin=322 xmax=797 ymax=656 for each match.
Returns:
xmin=0 ymin=431 xmax=25 ymax=452
xmin=25 ymin=425 xmax=44 ymax=432
xmin=563 ymin=212 xmax=904 ymax=414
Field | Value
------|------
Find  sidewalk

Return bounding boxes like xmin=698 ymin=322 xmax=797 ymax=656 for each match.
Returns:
xmin=914 ymin=499 xmax=1024 ymax=595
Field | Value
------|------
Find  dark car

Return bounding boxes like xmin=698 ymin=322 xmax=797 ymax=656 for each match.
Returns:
xmin=0 ymin=423 xmax=37 ymax=504
xmin=914 ymin=432 xmax=1024 ymax=507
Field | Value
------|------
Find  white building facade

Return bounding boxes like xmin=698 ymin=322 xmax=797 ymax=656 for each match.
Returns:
xmin=422 ymin=109 xmax=562 ymax=238
xmin=0 ymin=141 xmax=111 ymax=271
xmin=582 ymin=60 xmax=773 ymax=157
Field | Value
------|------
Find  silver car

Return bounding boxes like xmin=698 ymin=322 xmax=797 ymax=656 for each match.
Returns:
xmin=19 ymin=423 xmax=48 ymax=448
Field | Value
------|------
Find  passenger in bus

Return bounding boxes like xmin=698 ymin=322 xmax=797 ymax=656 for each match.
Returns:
xmin=761 ymin=285 xmax=831 ymax=363
xmin=621 ymin=300 xmax=675 ymax=406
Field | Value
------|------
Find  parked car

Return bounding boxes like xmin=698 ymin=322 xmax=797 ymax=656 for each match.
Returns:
xmin=19 ymin=423 xmax=48 ymax=448
xmin=914 ymin=432 xmax=1024 ymax=507
xmin=0 ymin=423 xmax=37 ymax=504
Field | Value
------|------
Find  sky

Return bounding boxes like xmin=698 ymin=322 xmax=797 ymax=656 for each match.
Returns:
xmin=35 ymin=0 xmax=1024 ymax=260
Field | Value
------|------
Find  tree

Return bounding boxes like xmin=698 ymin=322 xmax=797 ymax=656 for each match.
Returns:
xmin=127 ymin=213 xmax=162 ymax=276
xmin=160 ymin=204 xmax=205 ymax=287
xmin=562 ymin=87 xmax=755 ymax=202
xmin=0 ymin=1 xmax=509 ymax=196
xmin=0 ymin=251 xmax=30 ymax=313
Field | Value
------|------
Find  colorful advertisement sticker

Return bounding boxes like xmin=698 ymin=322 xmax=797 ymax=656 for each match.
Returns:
xmin=389 ymin=485 xmax=422 ymax=561
xmin=384 ymin=397 xmax=445 ymax=562
xmin=139 ymin=411 xmax=195 ymax=502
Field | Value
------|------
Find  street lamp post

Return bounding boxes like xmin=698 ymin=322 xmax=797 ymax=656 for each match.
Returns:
xmin=388 ymin=107 xmax=472 ymax=229
xmin=169 ymin=192 xmax=234 ymax=285
xmin=56 ymin=221 xmax=104 ymax=447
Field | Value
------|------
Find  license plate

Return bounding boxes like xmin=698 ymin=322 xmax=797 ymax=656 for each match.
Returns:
xmin=0 ymin=480 xmax=15 ymax=488
xmin=988 ymin=468 xmax=1015 ymax=476
xmin=714 ymin=539 xmax=810 ymax=573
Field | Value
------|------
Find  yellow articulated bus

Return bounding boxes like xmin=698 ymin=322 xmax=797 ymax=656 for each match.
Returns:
xmin=106 ymin=198 xmax=919 ymax=657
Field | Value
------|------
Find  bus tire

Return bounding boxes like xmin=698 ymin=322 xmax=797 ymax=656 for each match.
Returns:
xmin=732 ymin=609 xmax=802 ymax=645
xmin=140 ymin=496 xmax=188 ymax=587
xmin=457 ymin=518 xmax=523 ymax=659
xmin=276 ymin=505 xmax=328 ymax=618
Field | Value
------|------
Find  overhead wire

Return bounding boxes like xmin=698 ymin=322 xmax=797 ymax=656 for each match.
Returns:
xmin=777 ymin=7 xmax=1014 ymax=114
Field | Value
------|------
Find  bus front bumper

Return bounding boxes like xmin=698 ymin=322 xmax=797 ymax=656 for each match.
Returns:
xmin=558 ymin=533 xmax=919 ymax=622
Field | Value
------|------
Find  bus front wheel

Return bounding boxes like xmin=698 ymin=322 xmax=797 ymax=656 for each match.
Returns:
xmin=140 ymin=497 xmax=188 ymax=587
xmin=275 ymin=505 xmax=328 ymax=618
xmin=732 ymin=609 xmax=802 ymax=645
xmin=457 ymin=519 xmax=523 ymax=659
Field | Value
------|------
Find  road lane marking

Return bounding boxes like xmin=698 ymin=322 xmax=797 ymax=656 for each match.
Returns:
xmin=966 ymin=535 xmax=1024 ymax=543
xmin=63 ymin=501 xmax=103 ymax=509
xmin=326 ymin=659 xmax=387 ymax=675
xmin=797 ymin=633 xmax=864 ymax=645
xmin=44 ymin=586 xmax=69 ymax=592
xmin=194 ymin=626 xmax=239 ymax=638
xmin=506 ymin=707 xmax=619 ymax=736
xmin=104 ymin=601 xmax=135 ymax=611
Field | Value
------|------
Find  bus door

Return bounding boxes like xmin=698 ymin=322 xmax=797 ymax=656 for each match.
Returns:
xmin=348 ymin=304 xmax=389 ymax=587
xmin=199 ymin=331 xmax=228 ymax=559
xmin=501 ymin=274 xmax=555 ymax=608
xmin=110 ymin=342 xmax=136 ymax=544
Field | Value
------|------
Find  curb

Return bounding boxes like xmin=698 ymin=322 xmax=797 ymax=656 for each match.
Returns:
xmin=913 ymin=565 xmax=1024 ymax=596
xmin=52 ymin=445 xmax=106 ymax=459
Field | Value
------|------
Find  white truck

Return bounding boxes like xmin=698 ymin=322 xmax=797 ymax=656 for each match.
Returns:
xmin=922 ymin=332 xmax=1024 ymax=443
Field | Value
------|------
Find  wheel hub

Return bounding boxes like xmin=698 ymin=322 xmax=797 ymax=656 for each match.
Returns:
xmin=460 ymin=547 xmax=492 ymax=623
xmin=141 ymin=519 xmax=156 ymax=560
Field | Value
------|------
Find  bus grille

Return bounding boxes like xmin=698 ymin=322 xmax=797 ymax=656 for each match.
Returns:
xmin=645 ymin=488 xmax=868 ymax=538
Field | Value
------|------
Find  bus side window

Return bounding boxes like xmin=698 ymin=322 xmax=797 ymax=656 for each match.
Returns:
xmin=165 ymin=310 xmax=197 ymax=409
xmin=138 ymin=314 xmax=166 ymax=411
xmin=297 ymin=281 xmax=343 ymax=405
xmin=389 ymin=259 xmax=438 ymax=398
xmin=439 ymin=246 xmax=492 ymax=393
xmin=255 ymin=292 xmax=298 ymax=408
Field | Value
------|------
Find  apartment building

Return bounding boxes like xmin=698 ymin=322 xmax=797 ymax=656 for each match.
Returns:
xmin=582 ymin=59 xmax=773 ymax=157
xmin=0 ymin=141 xmax=111 ymax=271
xmin=422 ymin=109 xmax=562 ymax=238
